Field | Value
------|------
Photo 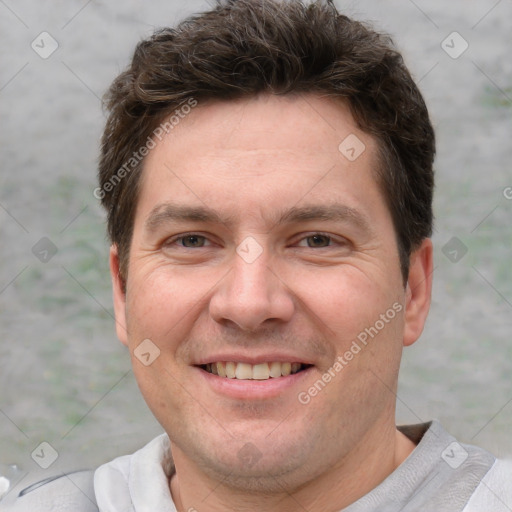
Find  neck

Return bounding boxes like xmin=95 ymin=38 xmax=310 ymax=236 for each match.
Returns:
xmin=169 ymin=422 xmax=416 ymax=512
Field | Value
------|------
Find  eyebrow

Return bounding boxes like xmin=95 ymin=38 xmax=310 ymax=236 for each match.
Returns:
xmin=144 ymin=203 xmax=235 ymax=232
xmin=144 ymin=202 xmax=373 ymax=235
xmin=278 ymin=204 xmax=373 ymax=234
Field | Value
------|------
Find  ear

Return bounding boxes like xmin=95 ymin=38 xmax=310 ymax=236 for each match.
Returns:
xmin=403 ymin=238 xmax=433 ymax=347
xmin=110 ymin=244 xmax=129 ymax=347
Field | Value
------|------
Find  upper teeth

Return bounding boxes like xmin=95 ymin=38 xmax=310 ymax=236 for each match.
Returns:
xmin=204 ymin=362 xmax=303 ymax=380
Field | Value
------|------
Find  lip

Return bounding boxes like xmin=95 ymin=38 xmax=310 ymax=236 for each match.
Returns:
xmin=193 ymin=364 xmax=314 ymax=400
xmin=193 ymin=353 xmax=313 ymax=366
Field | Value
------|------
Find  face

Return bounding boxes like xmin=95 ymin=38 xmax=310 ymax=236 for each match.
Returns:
xmin=111 ymin=93 xmax=431 ymax=490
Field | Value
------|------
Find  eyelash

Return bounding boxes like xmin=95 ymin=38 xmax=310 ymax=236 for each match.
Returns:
xmin=163 ymin=232 xmax=346 ymax=249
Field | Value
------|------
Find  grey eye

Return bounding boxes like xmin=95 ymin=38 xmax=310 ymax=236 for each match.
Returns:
xmin=306 ymin=234 xmax=331 ymax=247
xmin=181 ymin=235 xmax=206 ymax=247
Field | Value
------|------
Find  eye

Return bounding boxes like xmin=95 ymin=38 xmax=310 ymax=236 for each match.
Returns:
xmin=165 ymin=233 xmax=210 ymax=248
xmin=296 ymin=233 xmax=336 ymax=248
xmin=181 ymin=234 xmax=207 ymax=247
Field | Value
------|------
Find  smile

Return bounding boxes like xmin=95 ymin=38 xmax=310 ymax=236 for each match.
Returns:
xmin=201 ymin=361 xmax=310 ymax=380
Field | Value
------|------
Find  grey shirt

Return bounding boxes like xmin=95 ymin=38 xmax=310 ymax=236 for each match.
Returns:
xmin=3 ymin=420 xmax=510 ymax=511
xmin=344 ymin=421 xmax=496 ymax=511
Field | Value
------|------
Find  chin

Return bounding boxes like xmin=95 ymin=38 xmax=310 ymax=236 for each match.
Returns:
xmin=189 ymin=429 xmax=315 ymax=481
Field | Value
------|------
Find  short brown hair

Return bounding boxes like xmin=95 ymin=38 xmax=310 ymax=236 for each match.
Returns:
xmin=98 ymin=0 xmax=435 ymax=285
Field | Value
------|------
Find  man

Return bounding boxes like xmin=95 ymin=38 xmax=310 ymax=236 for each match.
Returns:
xmin=6 ymin=0 xmax=511 ymax=510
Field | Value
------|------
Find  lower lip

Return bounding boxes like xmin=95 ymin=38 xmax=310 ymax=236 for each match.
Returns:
xmin=194 ymin=366 xmax=314 ymax=400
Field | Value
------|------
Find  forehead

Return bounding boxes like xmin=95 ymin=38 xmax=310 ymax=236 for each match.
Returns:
xmin=152 ymin=93 xmax=374 ymax=161
xmin=136 ymin=93 xmax=385 ymax=225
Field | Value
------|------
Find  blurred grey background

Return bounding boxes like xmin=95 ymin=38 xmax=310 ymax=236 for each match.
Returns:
xmin=1 ymin=0 xmax=511 ymax=492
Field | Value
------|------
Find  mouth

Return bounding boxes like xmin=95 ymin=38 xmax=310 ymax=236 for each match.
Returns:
xmin=199 ymin=361 xmax=312 ymax=380
xmin=195 ymin=359 xmax=315 ymax=400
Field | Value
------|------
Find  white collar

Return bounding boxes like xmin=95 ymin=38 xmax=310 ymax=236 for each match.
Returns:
xmin=94 ymin=433 xmax=177 ymax=512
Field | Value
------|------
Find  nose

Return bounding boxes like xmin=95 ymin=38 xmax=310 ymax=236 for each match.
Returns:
xmin=209 ymin=245 xmax=295 ymax=332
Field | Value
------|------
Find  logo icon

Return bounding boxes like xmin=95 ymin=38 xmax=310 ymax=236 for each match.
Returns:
xmin=31 ymin=442 xmax=59 ymax=469
xmin=441 ymin=32 xmax=469 ymax=59
xmin=236 ymin=236 xmax=263 ymax=264
xmin=31 ymin=32 xmax=59 ymax=59
xmin=442 ymin=236 xmax=468 ymax=263
xmin=134 ymin=339 xmax=161 ymax=366
xmin=442 ymin=442 xmax=468 ymax=469
xmin=338 ymin=134 xmax=366 ymax=162
xmin=32 ymin=237 xmax=58 ymax=263
xmin=237 ymin=443 xmax=262 ymax=467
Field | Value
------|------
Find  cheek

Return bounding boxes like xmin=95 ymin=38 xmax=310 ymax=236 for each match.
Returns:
xmin=131 ymin=361 xmax=185 ymax=434
xmin=293 ymin=265 xmax=397 ymax=336
xmin=295 ymin=265 xmax=406 ymax=385
xmin=125 ymin=268 xmax=200 ymax=340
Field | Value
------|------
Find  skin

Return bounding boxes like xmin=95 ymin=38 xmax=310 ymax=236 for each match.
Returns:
xmin=110 ymin=93 xmax=433 ymax=512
